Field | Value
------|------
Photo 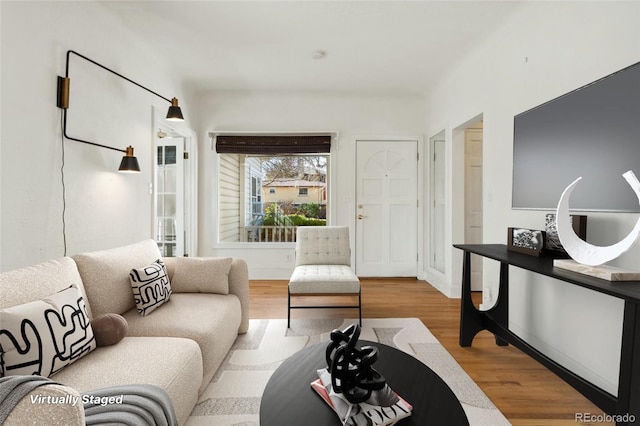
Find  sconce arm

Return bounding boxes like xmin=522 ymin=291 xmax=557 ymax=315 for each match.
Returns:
xmin=65 ymin=50 xmax=173 ymax=104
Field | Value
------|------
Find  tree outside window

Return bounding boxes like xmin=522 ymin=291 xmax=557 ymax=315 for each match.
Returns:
xmin=218 ymin=154 xmax=328 ymax=242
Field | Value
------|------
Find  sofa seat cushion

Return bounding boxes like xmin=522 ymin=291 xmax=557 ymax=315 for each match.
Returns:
xmin=289 ymin=264 xmax=360 ymax=294
xmin=51 ymin=336 xmax=202 ymax=426
xmin=122 ymin=293 xmax=241 ymax=392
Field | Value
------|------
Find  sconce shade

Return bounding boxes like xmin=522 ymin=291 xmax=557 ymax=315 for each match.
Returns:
xmin=166 ymin=98 xmax=184 ymax=121
xmin=119 ymin=146 xmax=141 ymax=173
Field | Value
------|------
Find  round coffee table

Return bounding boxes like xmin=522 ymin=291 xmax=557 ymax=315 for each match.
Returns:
xmin=260 ymin=340 xmax=469 ymax=425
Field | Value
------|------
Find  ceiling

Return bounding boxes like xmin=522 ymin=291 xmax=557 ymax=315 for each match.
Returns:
xmin=100 ymin=1 xmax=524 ymax=96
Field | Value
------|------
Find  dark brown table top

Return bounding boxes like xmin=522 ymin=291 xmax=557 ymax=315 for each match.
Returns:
xmin=260 ymin=340 xmax=469 ymax=426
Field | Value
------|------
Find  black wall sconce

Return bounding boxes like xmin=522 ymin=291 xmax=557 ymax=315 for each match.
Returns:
xmin=56 ymin=50 xmax=184 ymax=172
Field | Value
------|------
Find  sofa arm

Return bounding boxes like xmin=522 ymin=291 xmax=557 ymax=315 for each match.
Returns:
xmin=163 ymin=257 xmax=250 ymax=334
xmin=228 ymin=258 xmax=250 ymax=334
xmin=4 ymin=384 xmax=84 ymax=426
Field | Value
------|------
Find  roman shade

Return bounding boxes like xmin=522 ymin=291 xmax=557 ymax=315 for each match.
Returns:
xmin=215 ymin=135 xmax=331 ymax=155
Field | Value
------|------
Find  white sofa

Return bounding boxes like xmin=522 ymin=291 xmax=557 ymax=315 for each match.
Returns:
xmin=0 ymin=239 xmax=249 ymax=425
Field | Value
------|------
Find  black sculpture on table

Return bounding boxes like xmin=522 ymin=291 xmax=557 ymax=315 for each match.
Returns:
xmin=325 ymin=324 xmax=386 ymax=404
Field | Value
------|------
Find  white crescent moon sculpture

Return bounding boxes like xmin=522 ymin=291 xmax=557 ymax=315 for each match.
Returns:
xmin=556 ymin=170 xmax=640 ymax=266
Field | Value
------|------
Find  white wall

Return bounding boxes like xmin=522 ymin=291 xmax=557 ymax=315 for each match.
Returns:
xmin=197 ymin=91 xmax=425 ymax=278
xmin=0 ymin=1 xmax=193 ymax=271
xmin=423 ymin=2 xmax=639 ymax=396
xmin=4 ymin=1 xmax=637 ymax=394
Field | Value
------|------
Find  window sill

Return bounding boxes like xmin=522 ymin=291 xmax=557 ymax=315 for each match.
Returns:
xmin=213 ymin=242 xmax=295 ymax=249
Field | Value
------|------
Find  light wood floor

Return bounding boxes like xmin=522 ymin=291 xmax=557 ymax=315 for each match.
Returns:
xmin=249 ymin=278 xmax=614 ymax=426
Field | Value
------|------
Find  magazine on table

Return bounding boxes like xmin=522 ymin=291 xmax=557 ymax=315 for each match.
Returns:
xmin=311 ymin=368 xmax=412 ymax=426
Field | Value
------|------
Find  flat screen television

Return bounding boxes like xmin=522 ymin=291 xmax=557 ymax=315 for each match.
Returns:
xmin=512 ymin=61 xmax=640 ymax=212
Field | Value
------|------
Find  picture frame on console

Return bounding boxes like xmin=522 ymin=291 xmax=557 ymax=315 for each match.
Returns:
xmin=507 ymin=227 xmax=546 ymax=256
xmin=544 ymin=213 xmax=587 ymax=258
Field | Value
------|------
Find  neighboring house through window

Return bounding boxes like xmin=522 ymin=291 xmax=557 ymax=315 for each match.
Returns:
xmin=214 ymin=134 xmax=331 ymax=243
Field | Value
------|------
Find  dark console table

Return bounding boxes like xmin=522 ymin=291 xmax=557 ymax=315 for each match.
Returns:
xmin=454 ymin=244 xmax=640 ymax=425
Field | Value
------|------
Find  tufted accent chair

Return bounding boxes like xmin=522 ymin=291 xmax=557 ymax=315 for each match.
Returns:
xmin=288 ymin=226 xmax=361 ymax=327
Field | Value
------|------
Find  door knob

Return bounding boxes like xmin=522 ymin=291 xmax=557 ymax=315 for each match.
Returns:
xmin=357 ymin=214 xmax=366 ymax=220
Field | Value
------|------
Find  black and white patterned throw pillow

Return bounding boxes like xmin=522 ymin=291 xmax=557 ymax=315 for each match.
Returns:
xmin=0 ymin=284 xmax=97 ymax=377
xmin=129 ymin=259 xmax=172 ymax=316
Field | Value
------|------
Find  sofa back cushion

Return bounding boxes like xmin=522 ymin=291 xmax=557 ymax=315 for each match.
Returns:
xmin=0 ymin=257 xmax=92 ymax=317
xmin=73 ymin=240 xmax=162 ymax=318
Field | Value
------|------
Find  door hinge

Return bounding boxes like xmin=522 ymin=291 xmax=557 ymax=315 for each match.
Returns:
xmin=183 ymin=152 xmax=189 ymax=160
xmin=417 ymin=152 xmax=419 ymax=161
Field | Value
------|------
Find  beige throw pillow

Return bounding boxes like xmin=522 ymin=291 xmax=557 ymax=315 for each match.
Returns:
xmin=170 ymin=257 xmax=233 ymax=294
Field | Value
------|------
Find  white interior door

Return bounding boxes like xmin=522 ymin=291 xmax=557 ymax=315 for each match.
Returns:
xmin=356 ymin=140 xmax=418 ymax=276
xmin=464 ymin=128 xmax=483 ymax=290
xmin=155 ymin=137 xmax=185 ymax=257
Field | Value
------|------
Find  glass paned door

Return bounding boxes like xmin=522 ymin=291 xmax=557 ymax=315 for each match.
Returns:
xmin=155 ymin=138 xmax=184 ymax=256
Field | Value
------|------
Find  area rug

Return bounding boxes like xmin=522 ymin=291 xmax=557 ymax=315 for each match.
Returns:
xmin=185 ymin=317 xmax=510 ymax=426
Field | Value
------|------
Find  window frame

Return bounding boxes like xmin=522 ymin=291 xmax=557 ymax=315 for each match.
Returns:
xmin=210 ymin=131 xmax=337 ymax=248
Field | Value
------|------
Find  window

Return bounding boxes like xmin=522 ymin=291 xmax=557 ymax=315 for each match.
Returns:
xmin=251 ymin=176 xmax=262 ymax=215
xmin=214 ymin=134 xmax=331 ymax=243
xmin=156 ymin=144 xmax=179 ymax=256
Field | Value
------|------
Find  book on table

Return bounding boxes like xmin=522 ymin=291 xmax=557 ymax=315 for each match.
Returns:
xmin=311 ymin=368 xmax=412 ymax=426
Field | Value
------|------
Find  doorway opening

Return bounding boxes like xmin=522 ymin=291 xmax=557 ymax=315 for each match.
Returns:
xmin=454 ymin=118 xmax=484 ymax=292
xmin=465 ymin=122 xmax=483 ymax=291
xmin=153 ymin=113 xmax=196 ymax=257
xmin=429 ymin=131 xmax=446 ymax=275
